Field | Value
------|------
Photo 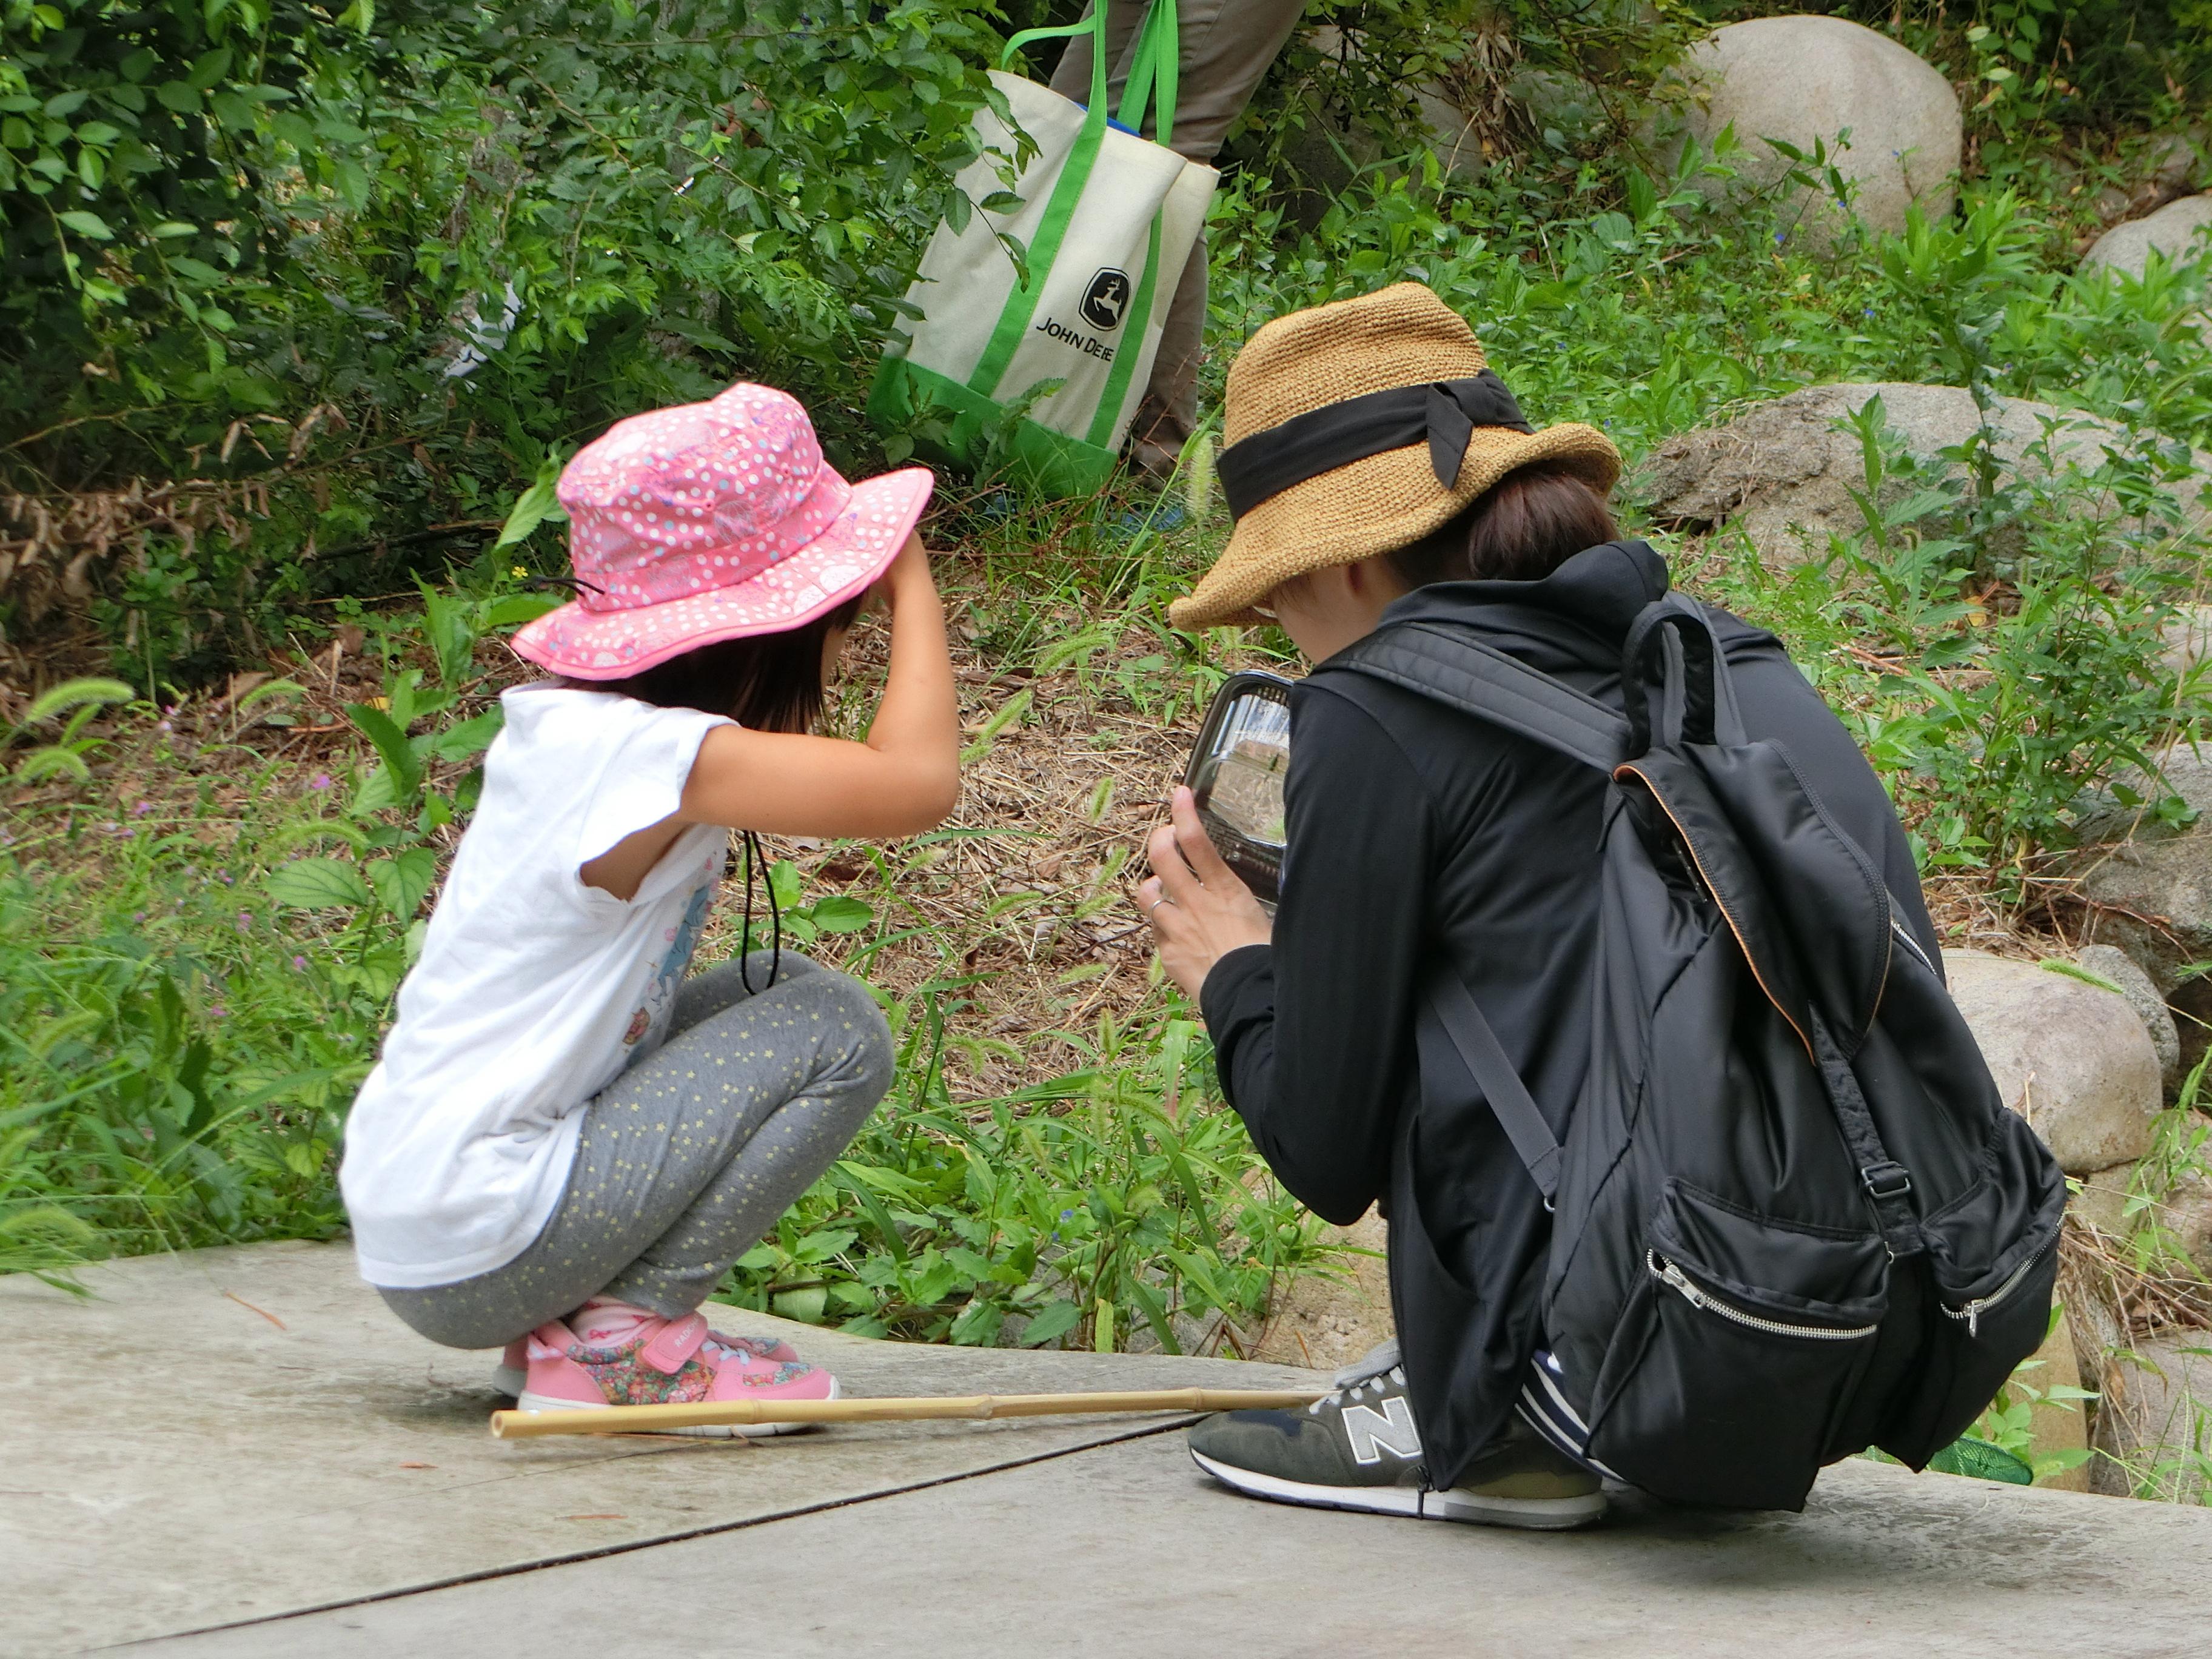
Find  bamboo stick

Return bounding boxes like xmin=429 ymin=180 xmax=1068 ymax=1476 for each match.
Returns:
xmin=489 ymin=1386 xmax=1326 ymax=1439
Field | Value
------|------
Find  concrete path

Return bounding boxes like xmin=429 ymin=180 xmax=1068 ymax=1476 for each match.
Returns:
xmin=10 ymin=1242 xmax=2212 ymax=1657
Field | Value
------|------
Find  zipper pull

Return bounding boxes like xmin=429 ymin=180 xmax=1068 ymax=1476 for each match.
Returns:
xmin=1966 ymin=1302 xmax=1982 ymax=1339
xmin=1662 ymin=1259 xmax=1706 ymax=1310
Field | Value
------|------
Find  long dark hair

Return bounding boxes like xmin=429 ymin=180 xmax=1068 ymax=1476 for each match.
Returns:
xmin=568 ymin=592 xmax=866 ymax=732
xmin=1386 ymin=465 xmax=1619 ymax=589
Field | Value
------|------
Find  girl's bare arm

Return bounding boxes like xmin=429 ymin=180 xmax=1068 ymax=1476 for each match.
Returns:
xmin=678 ymin=533 xmax=960 ymax=839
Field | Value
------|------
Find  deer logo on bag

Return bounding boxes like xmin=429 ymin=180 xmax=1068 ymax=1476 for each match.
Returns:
xmin=1081 ymin=268 xmax=1133 ymax=331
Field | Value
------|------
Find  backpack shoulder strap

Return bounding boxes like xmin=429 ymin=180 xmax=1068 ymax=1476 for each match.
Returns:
xmin=1330 ymin=620 xmax=1609 ymax=1203
xmin=1427 ymin=967 xmax=1562 ymax=1203
xmin=1329 ymin=622 xmax=1630 ymax=773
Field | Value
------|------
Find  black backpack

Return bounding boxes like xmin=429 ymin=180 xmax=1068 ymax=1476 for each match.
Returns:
xmin=1338 ymin=591 xmax=2068 ymax=1511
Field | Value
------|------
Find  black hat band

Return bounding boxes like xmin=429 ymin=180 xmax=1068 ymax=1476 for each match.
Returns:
xmin=1215 ymin=370 xmax=1534 ymax=521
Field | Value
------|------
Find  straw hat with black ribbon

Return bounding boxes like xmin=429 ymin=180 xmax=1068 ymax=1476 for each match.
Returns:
xmin=1168 ymin=283 xmax=1622 ymax=631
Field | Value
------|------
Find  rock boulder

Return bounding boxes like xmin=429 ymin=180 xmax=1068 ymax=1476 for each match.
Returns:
xmin=1942 ymin=950 xmax=2160 ymax=1175
xmin=2074 ymin=943 xmax=2182 ymax=1091
xmin=2077 ymin=743 xmax=2212 ymax=991
xmin=1638 ymin=381 xmax=2207 ymax=564
xmin=1656 ymin=16 xmax=1960 ymax=241
xmin=2081 ymin=193 xmax=2212 ymax=280
xmin=2090 ymin=1329 xmax=2212 ymax=1500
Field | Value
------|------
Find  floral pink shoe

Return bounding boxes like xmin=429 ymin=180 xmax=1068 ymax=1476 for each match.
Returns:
xmin=492 ymin=1324 xmax=797 ymax=1396
xmin=512 ymin=1312 xmax=836 ymax=1435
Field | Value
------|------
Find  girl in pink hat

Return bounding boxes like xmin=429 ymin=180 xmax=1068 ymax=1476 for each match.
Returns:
xmin=340 ymin=384 xmax=957 ymax=1427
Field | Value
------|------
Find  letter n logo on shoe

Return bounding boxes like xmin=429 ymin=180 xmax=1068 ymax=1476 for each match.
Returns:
xmin=1342 ymin=1397 xmax=1421 ymax=1465
xmin=1081 ymin=269 xmax=1131 ymax=332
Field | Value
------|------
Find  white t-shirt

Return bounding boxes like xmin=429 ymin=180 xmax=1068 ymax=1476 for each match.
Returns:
xmin=340 ymin=683 xmax=732 ymax=1287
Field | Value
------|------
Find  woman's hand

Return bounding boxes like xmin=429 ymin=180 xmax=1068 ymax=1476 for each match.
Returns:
xmin=1136 ymin=785 xmax=1273 ymax=1000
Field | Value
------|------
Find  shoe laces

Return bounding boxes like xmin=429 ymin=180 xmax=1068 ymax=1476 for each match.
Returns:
xmin=1309 ymin=1359 xmax=1409 ymax=1416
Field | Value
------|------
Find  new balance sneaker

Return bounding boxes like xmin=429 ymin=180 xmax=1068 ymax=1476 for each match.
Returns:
xmin=1188 ymin=1340 xmax=1604 ymax=1530
xmin=492 ymin=1324 xmax=797 ymax=1396
xmin=512 ymin=1311 xmax=835 ymax=1436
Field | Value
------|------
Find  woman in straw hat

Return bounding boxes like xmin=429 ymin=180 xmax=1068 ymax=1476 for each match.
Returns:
xmin=1134 ymin=284 xmax=1937 ymax=1527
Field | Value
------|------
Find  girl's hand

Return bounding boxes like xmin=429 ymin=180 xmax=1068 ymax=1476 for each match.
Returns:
xmin=1136 ymin=785 xmax=1273 ymax=1000
xmin=679 ymin=532 xmax=959 ymax=839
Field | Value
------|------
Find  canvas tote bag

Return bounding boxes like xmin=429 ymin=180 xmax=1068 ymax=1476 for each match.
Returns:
xmin=867 ymin=2 xmax=1218 ymax=497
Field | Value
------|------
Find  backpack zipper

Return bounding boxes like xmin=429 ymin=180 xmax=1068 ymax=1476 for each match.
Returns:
xmin=1937 ymin=1239 xmax=2051 ymax=1338
xmin=1647 ymin=1250 xmax=1880 ymax=1341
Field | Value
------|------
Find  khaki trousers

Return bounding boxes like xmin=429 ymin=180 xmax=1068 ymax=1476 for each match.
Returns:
xmin=1050 ymin=0 xmax=1310 ymax=471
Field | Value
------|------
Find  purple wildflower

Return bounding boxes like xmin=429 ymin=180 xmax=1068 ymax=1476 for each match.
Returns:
xmin=309 ymin=773 xmax=333 ymax=791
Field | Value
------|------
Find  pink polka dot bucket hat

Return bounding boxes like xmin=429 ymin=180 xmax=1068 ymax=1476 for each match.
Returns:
xmin=511 ymin=383 xmax=934 ymax=679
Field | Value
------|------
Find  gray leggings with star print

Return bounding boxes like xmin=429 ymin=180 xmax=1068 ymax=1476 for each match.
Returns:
xmin=377 ymin=952 xmax=894 ymax=1349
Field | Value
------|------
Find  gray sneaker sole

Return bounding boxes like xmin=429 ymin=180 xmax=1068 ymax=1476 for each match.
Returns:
xmin=1190 ymin=1447 xmax=1606 ymax=1530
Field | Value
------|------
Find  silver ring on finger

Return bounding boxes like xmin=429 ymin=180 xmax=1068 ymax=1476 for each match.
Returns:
xmin=1147 ymin=896 xmax=1178 ymax=916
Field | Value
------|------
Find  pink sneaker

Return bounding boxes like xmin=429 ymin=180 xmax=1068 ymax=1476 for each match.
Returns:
xmin=492 ymin=1324 xmax=796 ymax=1396
xmin=513 ymin=1311 xmax=836 ymax=1435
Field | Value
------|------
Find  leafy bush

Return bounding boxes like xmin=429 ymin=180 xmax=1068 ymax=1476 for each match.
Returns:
xmin=1721 ymin=392 xmax=2208 ymax=890
xmin=3 ymin=0 xmax=1012 ymax=677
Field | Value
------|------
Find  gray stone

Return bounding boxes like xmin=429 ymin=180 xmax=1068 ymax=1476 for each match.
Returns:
xmin=1942 ymin=950 xmax=2160 ymax=1175
xmin=2088 ymin=133 xmax=2208 ymax=232
xmin=2159 ymin=603 xmax=2212 ymax=679
xmin=2067 ymin=1159 xmax=2212 ymax=1282
xmin=25 ymin=1239 xmax=2212 ymax=1658
xmin=2082 ymin=192 xmax=2212 ymax=280
xmin=2153 ymin=1165 xmax=2212 ymax=1281
xmin=1638 ymin=380 xmax=2210 ymax=565
xmin=138 ymin=1405 xmax=2212 ymax=1659
xmin=2076 ymin=943 xmax=2183 ymax=1091
xmin=2071 ymin=1158 xmax=2142 ymax=1237
xmin=2090 ymin=1329 xmax=2212 ymax=1501
xmin=1655 ymin=16 xmax=1960 ymax=243
xmin=2078 ymin=743 xmax=2212 ymax=991
xmin=0 ymin=1239 xmax=1324 ymax=1654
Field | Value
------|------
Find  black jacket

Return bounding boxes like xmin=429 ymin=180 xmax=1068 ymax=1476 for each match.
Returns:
xmin=1200 ymin=541 xmax=1940 ymax=1483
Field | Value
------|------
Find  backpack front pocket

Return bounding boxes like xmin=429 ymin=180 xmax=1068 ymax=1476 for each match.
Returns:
xmin=1584 ymin=1183 xmax=1889 ymax=1510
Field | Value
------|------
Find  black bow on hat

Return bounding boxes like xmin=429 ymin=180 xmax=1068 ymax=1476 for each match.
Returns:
xmin=1215 ymin=370 xmax=1535 ymax=521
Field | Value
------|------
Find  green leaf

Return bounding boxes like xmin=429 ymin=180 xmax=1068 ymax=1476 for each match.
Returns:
xmin=332 ymin=157 xmax=370 ymax=212
xmin=73 ymin=121 xmax=120 ymax=147
xmin=156 ymin=81 xmax=203 ymax=115
xmin=266 ymin=857 xmax=372 ymax=910
xmin=367 ymin=848 xmax=438 ymax=919
xmin=187 ymin=49 xmax=236 ymax=93
xmin=494 ymin=471 xmax=568 ymax=549
xmin=1018 ymin=1299 xmax=1083 ymax=1347
xmin=345 ymin=703 xmax=423 ymax=802
xmin=433 ymin=708 xmax=504 ymax=762
xmin=58 ymin=210 xmax=112 ymax=241
xmin=790 ymin=1227 xmax=858 ymax=1264
xmin=808 ymin=895 xmax=874 ymax=933
xmin=481 ymin=593 xmax=563 ymax=629
xmin=772 ymin=1285 xmax=828 ymax=1324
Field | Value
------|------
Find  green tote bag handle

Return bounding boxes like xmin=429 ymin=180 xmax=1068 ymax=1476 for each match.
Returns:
xmin=970 ymin=3 xmax=1185 ymax=406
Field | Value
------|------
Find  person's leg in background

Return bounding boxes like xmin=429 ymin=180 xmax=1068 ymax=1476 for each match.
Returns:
xmin=1050 ymin=0 xmax=1313 ymax=477
xmin=379 ymin=951 xmax=894 ymax=1363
